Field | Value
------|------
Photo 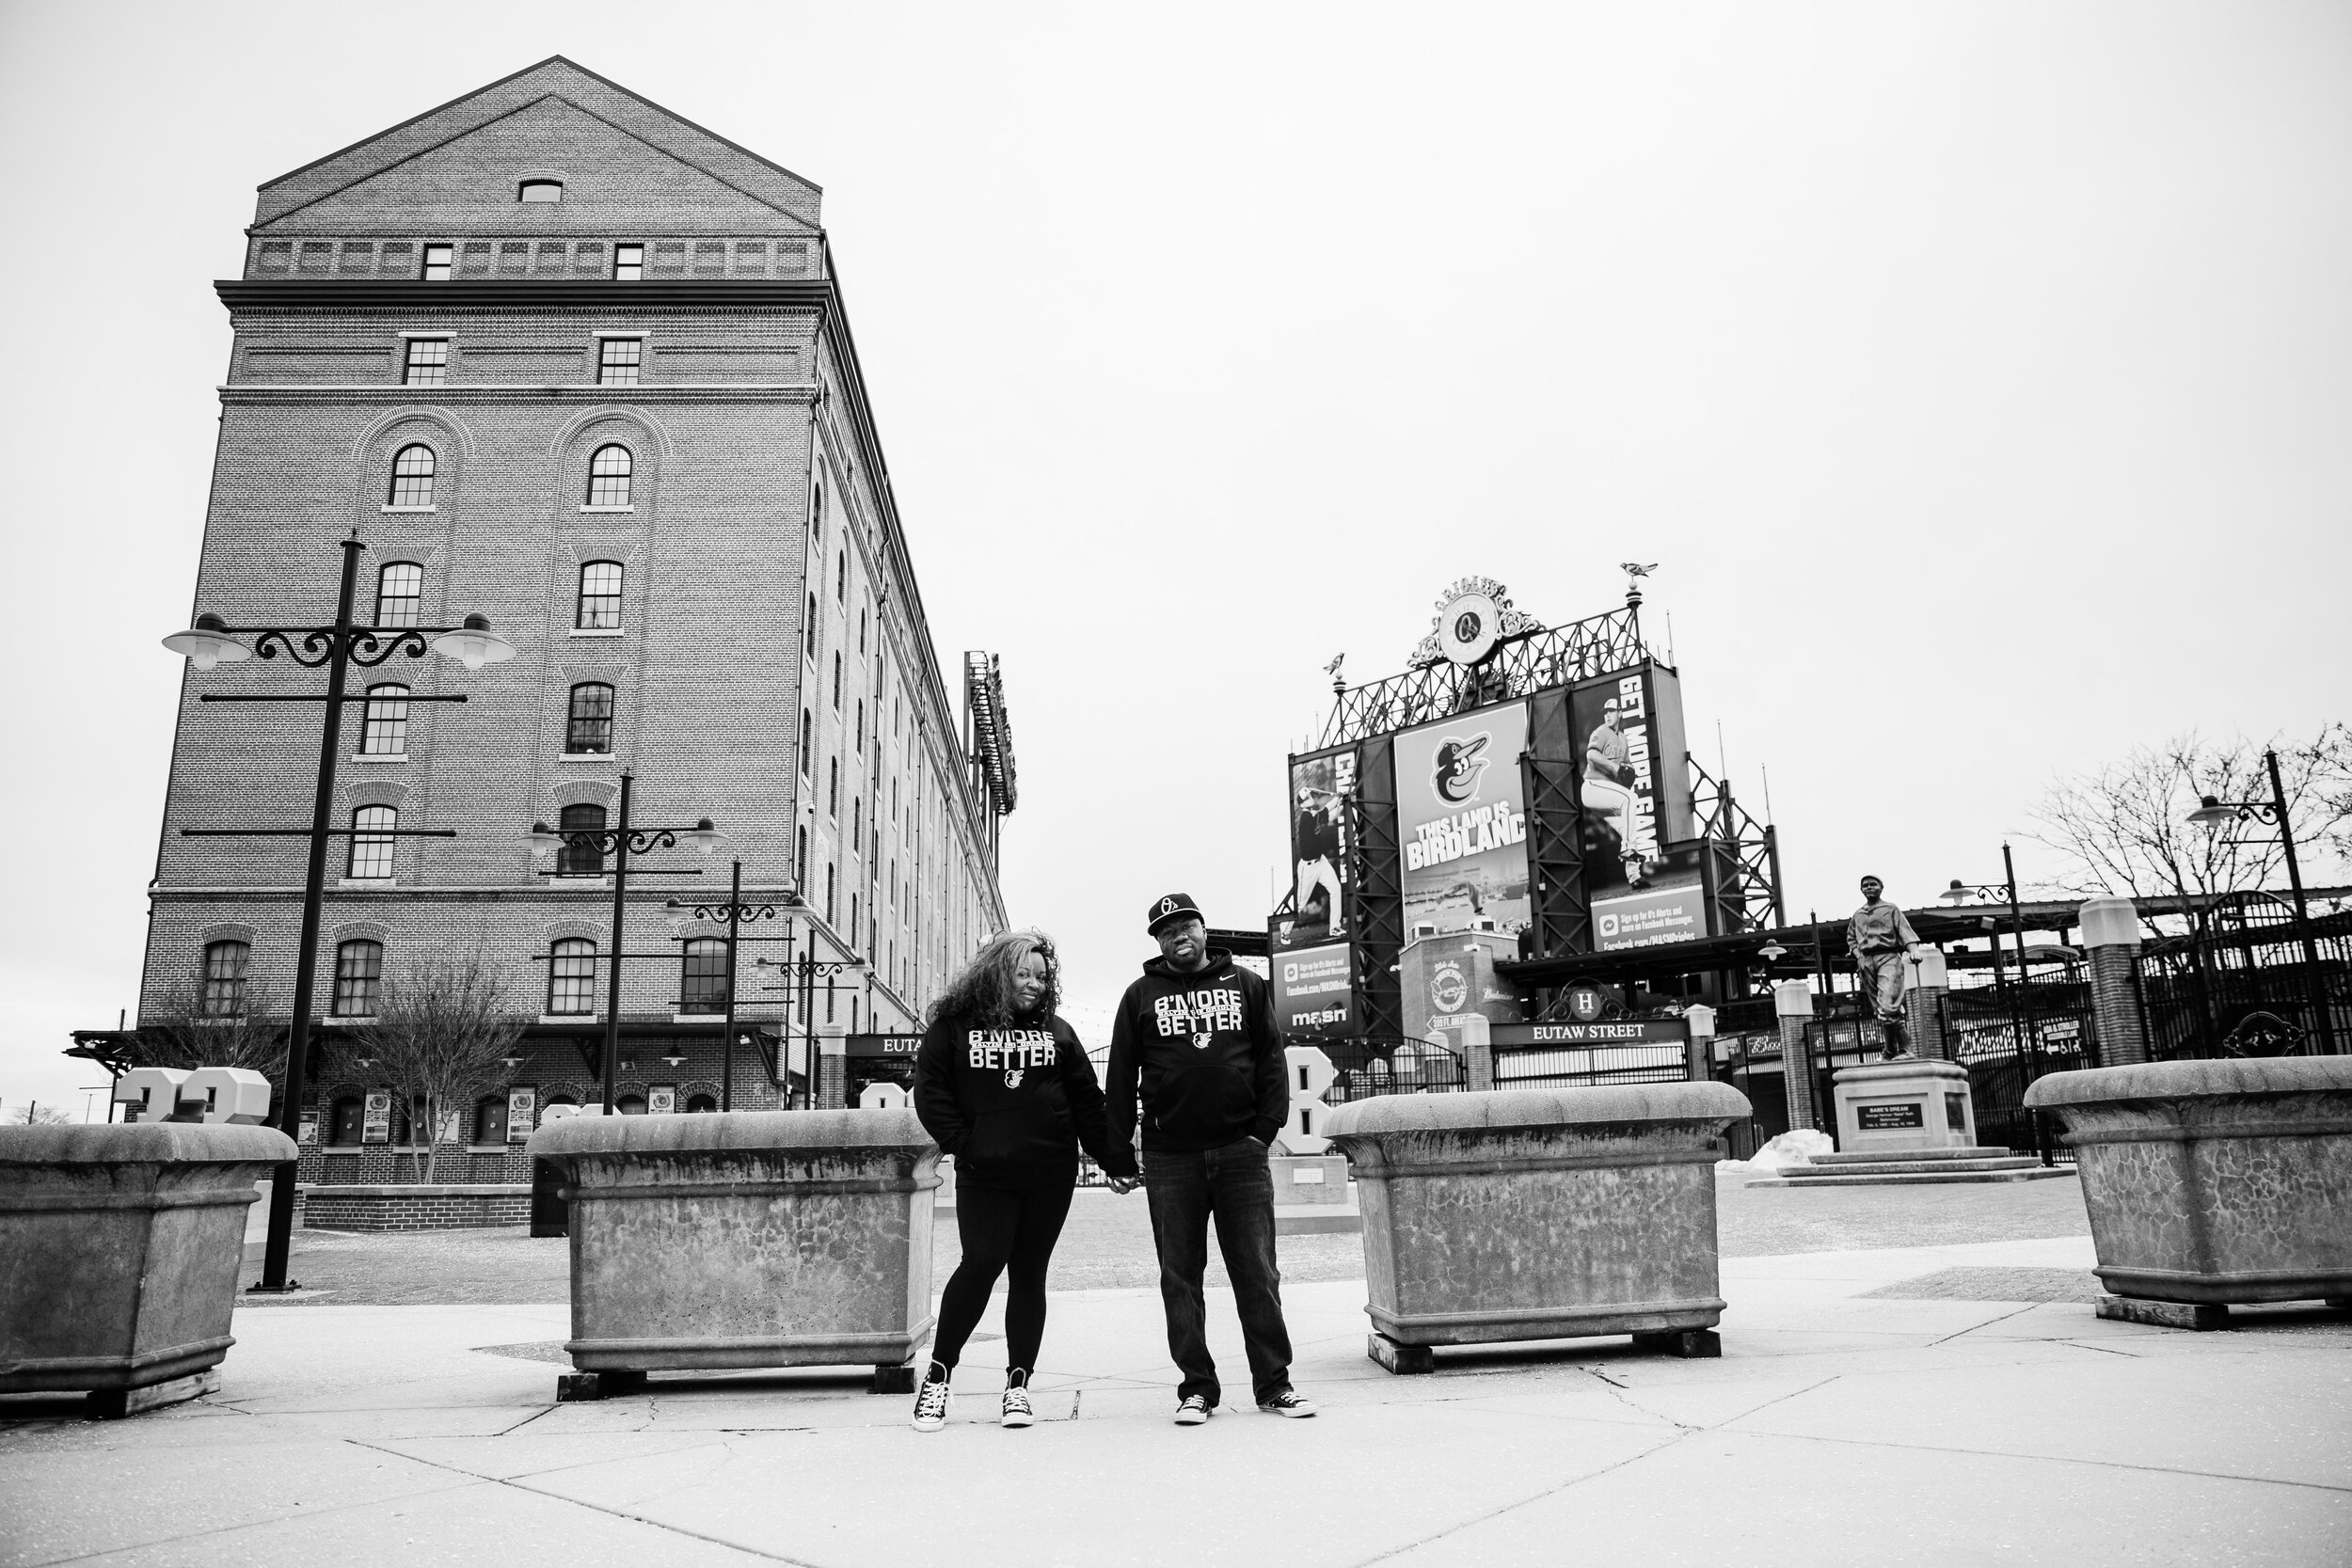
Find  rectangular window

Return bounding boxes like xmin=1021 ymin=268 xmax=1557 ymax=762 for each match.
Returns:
xmin=548 ymin=940 xmax=597 ymax=1015
xmin=402 ymin=339 xmax=448 ymax=387
xmin=200 ymin=942 xmax=249 ymax=1017
xmin=347 ymin=805 xmax=397 ymax=879
xmin=421 ymin=244 xmax=453 ymax=281
xmin=361 ymin=685 xmax=409 ymax=755
xmin=374 ymin=562 xmax=423 ymax=627
xmin=597 ymin=338 xmax=642 ymax=387
xmin=577 ymin=562 xmax=624 ymax=629
xmin=613 ymin=243 xmax=644 ymax=281
xmin=332 ymin=941 xmax=383 ymax=1017
xmin=566 ymin=684 xmax=614 ymax=754
xmin=680 ymin=940 xmax=729 ymax=1014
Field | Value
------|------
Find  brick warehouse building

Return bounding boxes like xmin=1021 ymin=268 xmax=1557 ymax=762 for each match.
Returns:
xmin=77 ymin=59 xmax=1016 ymax=1214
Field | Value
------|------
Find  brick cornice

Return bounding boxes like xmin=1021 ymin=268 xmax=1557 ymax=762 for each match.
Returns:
xmin=217 ymin=384 xmax=820 ymax=404
xmin=217 ymin=278 xmax=834 ymax=311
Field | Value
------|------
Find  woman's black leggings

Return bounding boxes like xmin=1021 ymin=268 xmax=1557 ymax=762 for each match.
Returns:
xmin=931 ymin=1180 xmax=1075 ymax=1375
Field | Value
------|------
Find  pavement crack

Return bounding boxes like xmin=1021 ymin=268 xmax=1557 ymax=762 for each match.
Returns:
xmin=1755 ymin=1430 xmax=2352 ymax=1496
xmin=1929 ymin=1303 xmax=2037 ymax=1345
xmin=1714 ymin=1376 xmax=1840 ymax=1430
xmin=1347 ymin=1428 xmax=1697 ymax=1567
xmin=2063 ymin=1340 xmax=2139 ymax=1357
xmin=496 ymin=1404 xmax=556 ymax=1435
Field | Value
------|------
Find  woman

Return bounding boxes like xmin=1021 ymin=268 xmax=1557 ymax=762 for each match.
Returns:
xmin=910 ymin=928 xmax=1136 ymax=1432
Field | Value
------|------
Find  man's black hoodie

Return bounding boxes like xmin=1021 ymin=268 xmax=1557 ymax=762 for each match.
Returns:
xmin=913 ymin=1010 xmax=1136 ymax=1190
xmin=1106 ymin=949 xmax=1288 ymax=1154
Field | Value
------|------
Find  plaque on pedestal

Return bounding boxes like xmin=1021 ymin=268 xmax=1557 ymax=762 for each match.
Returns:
xmin=1832 ymin=1058 xmax=1978 ymax=1152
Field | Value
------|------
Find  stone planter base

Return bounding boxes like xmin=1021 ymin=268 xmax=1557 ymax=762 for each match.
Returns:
xmin=1324 ymin=1084 xmax=1750 ymax=1370
xmin=2 ymin=1123 xmax=295 ymax=1416
xmin=2025 ymin=1057 xmax=2352 ymax=1314
xmin=529 ymin=1109 xmax=939 ymax=1397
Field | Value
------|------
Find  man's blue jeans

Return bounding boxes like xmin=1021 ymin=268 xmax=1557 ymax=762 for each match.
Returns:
xmin=1142 ymin=1137 xmax=1294 ymax=1406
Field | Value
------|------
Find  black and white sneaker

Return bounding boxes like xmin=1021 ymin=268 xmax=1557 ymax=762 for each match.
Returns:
xmin=1173 ymin=1393 xmax=1212 ymax=1425
xmin=911 ymin=1363 xmax=950 ymax=1433
xmin=1001 ymin=1369 xmax=1034 ymax=1429
xmin=1258 ymin=1388 xmax=1318 ymax=1418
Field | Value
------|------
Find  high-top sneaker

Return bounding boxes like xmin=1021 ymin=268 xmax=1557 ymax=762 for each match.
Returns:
xmin=1001 ymin=1368 xmax=1035 ymax=1429
xmin=910 ymin=1361 xmax=951 ymax=1433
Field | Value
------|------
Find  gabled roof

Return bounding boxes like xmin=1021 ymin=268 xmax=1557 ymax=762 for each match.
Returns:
xmin=253 ymin=55 xmax=820 ymax=230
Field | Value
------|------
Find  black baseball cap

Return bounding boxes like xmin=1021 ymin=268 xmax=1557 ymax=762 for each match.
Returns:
xmin=1147 ymin=893 xmax=1204 ymax=934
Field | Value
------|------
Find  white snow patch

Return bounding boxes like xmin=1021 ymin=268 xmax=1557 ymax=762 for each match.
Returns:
xmin=1722 ymin=1129 xmax=1836 ymax=1173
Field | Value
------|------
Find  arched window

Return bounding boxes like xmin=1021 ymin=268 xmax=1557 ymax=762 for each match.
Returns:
xmin=473 ymin=1095 xmax=509 ymax=1144
xmin=685 ymin=1093 xmax=718 ymax=1114
xmin=558 ymin=803 xmax=607 ymax=876
xmin=328 ymin=1095 xmax=365 ymax=1146
xmin=347 ymin=805 xmax=397 ymax=879
xmin=832 ymin=650 xmax=842 ymax=710
xmin=810 ymin=468 xmax=824 ymax=541
xmin=826 ymin=863 xmax=837 ymax=924
xmin=855 ymin=699 xmax=865 ymax=752
xmin=586 ymin=444 xmax=632 ymax=507
xmin=805 ymin=591 xmax=818 ymax=661
xmin=518 ymin=179 xmax=564 ymax=203
xmin=200 ymin=940 xmax=249 ymax=1017
xmin=680 ymin=938 xmax=729 ymax=1014
xmin=828 ymin=755 xmax=838 ymax=817
xmin=566 ymin=683 xmax=613 ymax=753
xmin=360 ymin=685 xmax=409 ymax=755
xmin=796 ymin=824 xmax=809 ymax=891
xmin=616 ymin=1095 xmax=648 ymax=1116
xmin=548 ymin=938 xmax=597 ymax=1015
xmin=387 ymin=444 xmax=435 ymax=507
xmin=577 ymin=562 xmax=624 ymax=629
xmin=835 ymin=549 xmax=846 ymax=602
xmin=800 ymin=709 xmax=813 ymax=777
xmin=332 ymin=939 xmax=383 ymax=1017
xmin=374 ymin=562 xmax=423 ymax=627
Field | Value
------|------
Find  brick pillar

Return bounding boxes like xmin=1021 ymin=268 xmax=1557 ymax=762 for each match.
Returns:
xmin=2079 ymin=895 xmax=2148 ymax=1068
xmin=817 ymin=1027 xmax=848 ymax=1109
xmin=1775 ymin=981 xmax=1817 ymax=1130
xmin=1905 ymin=949 xmax=1951 ymax=1060
xmin=1683 ymin=1004 xmax=1716 ymax=1082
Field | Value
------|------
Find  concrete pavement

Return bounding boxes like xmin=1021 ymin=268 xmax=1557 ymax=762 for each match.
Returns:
xmin=5 ymin=1233 xmax=2349 ymax=1566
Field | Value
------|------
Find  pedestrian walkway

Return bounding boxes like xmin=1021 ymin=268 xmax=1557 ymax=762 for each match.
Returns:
xmin=5 ymin=1233 xmax=2347 ymax=1566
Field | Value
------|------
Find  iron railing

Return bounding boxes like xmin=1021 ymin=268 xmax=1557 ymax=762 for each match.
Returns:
xmin=1318 ymin=604 xmax=1646 ymax=749
xmin=2136 ymin=902 xmax=2352 ymax=1061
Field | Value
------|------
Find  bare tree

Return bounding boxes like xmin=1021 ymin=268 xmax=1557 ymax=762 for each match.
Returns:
xmin=2027 ymin=725 xmax=2352 ymax=927
xmin=136 ymin=976 xmax=286 ymax=1087
xmin=334 ymin=955 xmax=524 ymax=1181
xmin=8 ymin=1103 xmax=74 ymax=1126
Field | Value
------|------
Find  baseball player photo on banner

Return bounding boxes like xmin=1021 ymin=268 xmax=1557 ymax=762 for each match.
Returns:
xmin=1279 ymin=746 xmax=1357 ymax=951
xmin=1567 ymin=663 xmax=1694 ymax=902
xmin=1392 ymin=700 xmax=1532 ymax=940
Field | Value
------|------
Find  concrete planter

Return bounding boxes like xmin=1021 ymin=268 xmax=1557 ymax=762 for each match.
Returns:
xmin=0 ymin=1123 xmax=296 ymax=1417
xmin=528 ymin=1109 xmax=940 ymax=1397
xmin=2025 ymin=1057 xmax=2352 ymax=1327
xmin=1322 ymin=1083 xmax=1750 ymax=1370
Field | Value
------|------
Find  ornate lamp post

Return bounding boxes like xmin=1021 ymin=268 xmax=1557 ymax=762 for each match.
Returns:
xmin=669 ymin=862 xmax=800 ymax=1110
xmin=1941 ymin=843 xmax=2042 ymax=1157
xmin=529 ymin=771 xmax=719 ymax=1113
xmin=2187 ymin=750 xmax=2340 ymax=1055
xmin=164 ymin=532 xmax=516 ymax=1292
xmin=755 ymin=942 xmax=866 ymax=1109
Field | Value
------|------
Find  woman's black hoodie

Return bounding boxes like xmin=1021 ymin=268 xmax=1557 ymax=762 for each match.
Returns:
xmin=913 ymin=1011 xmax=1136 ymax=1190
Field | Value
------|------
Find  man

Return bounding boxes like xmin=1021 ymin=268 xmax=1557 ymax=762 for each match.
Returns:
xmin=1581 ymin=699 xmax=1646 ymax=887
xmin=1293 ymin=784 xmax=1346 ymax=937
xmin=1107 ymin=894 xmax=1316 ymax=1425
xmin=1848 ymin=875 xmax=1924 ymax=1057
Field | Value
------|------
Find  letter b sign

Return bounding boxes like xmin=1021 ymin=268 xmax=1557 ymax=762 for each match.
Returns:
xmin=1282 ymin=1045 xmax=1337 ymax=1155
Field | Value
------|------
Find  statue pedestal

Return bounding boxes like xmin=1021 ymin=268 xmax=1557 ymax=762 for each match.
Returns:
xmin=1832 ymin=1059 xmax=1977 ymax=1152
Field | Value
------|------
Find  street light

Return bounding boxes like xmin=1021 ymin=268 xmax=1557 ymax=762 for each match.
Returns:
xmin=531 ymin=771 xmax=720 ymax=1114
xmin=668 ymin=862 xmax=801 ymax=1110
xmin=168 ymin=533 xmax=514 ymax=1293
xmin=1941 ymin=844 xmax=2043 ymax=1160
xmin=2185 ymin=750 xmax=2339 ymax=1055
xmin=755 ymin=944 xmax=866 ymax=1108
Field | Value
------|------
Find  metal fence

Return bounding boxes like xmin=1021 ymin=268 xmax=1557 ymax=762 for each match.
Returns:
xmin=1937 ymin=977 xmax=2099 ymax=1163
xmin=1322 ymin=1035 xmax=1471 ymax=1103
xmin=1490 ymin=1039 xmax=1686 ymax=1089
xmin=2136 ymin=902 xmax=2352 ymax=1062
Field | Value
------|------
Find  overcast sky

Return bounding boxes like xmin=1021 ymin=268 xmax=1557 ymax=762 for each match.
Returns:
xmin=3 ymin=1 xmax=2347 ymax=1116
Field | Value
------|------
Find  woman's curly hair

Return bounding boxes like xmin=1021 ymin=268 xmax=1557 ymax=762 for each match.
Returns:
xmin=926 ymin=928 xmax=1060 ymax=1030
